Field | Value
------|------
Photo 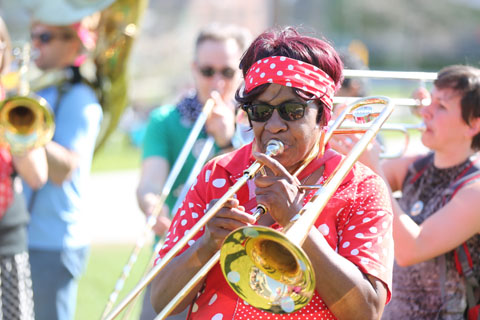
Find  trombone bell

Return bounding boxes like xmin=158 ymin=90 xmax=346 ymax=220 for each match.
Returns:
xmin=0 ymin=94 xmax=55 ymax=154
xmin=221 ymin=226 xmax=315 ymax=314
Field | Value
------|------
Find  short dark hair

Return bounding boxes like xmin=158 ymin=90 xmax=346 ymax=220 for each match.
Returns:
xmin=235 ymin=26 xmax=343 ymax=125
xmin=434 ymin=65 xmax=480 ymax=150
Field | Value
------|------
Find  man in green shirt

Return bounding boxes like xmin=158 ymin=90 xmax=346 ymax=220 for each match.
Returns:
xmin=136 ymin=22 xmax=251 ymax=319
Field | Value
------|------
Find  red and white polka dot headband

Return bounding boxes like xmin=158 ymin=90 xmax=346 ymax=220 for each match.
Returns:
xmin=244 ymin=56 xmax=336 ymax=111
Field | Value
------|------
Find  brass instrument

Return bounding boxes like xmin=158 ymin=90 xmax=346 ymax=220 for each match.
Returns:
xmin=104 ymin=96 xmax=394 ymax=319
xmin=93 ymin=0 xmax=149 ymax=152
xmin=147 ymin=98 xmax=393 ymax=320
xmin=0 ymin=43 xmax=54 ymax=154
xmin=218 ymin=96 xmax=394 ymax=314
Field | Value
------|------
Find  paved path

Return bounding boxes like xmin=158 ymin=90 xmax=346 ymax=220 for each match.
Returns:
xmin=84 ymin=169 xmax=152 ymax=244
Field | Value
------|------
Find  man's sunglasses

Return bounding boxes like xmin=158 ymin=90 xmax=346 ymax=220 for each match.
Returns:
xmin=31 ymin=31 xmax=74 ymax=44
xmin=199 ymin=66 xmax=236 ymax=79
xmin=242 ymin=100 xmax=314 ymax=122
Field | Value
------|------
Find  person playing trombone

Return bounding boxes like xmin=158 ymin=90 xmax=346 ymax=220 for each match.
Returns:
xmin=136 ymin=22 xmax=252 ymax=320
xmin=151 ymin=26 xmax=394 ymax=320
xmin=335 ymin=65 xmax=480 ymax=319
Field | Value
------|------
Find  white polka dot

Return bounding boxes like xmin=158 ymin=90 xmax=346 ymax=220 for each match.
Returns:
xmin=373 ymin=253 xmax=380 ymax=260
xmin=173 ymin=236 xmax=178 ymax=242
xmin=180 ymin=210 xmax=186 ymax=216
xmin=249 ymin=78 xmax=252 ymax=84
xmin=270 ymin=63 xmax=276 ymax=69
xmin=189 ymin=203 xmax=194 ymax=208
xmin=318 ymin=224 xmax=329 ymax=236
xmin=286 ymin=82 xmax=292 ymax=87
xmin=211 ymin=314 xmax=223 ymax=320
xmin=209 ymin=293 xmax=218 ymax=305
xmin=365 ymin=241 xmax=372 ymax=248
xmin=377 ymin=210 xmax=386 ymax=216
xmin=181 ymin=219 xmax=187 ymax=226
xmin=188 ymin=239 xmax=195 ymax=246
xmin=361 ymin=257 xmax=369 ymax=264
xmin=294 ymin=74 xmax=301 ymax=79
xmin=369 ymin=226 xmax=378 ymax=233
xmin=342 ymin=241 xmax=350 ymax=248
xmin=263 ymin=59 xmax=269 ymax=63
xmin=355 ymin=233 xmax=364 ymax=239
xmin=280 ymin=57 xmax=286 ymax=61
xmin=212 ymin=179 xmax=226 ymax=188
xmin=192 ymin=303 xmax=198 ymax=312
xmin=378 ymin=236 xmax=383 ymax=243
xmin=288 ymin=64 xmax=294 ymax=70
xmin=356 ymin=211 xmax=365 ymax=215
xmin=351 ymin=249 xmax=359 ymax=255
xmin=255 ymin=67 xmax=260 ymax=73
xmin=277 ymin=71 xmax=283 ymax=76
xmin=267 ymin=78 xmax=273 ymax=83
xmin=363 ymin=217 xmax=371 ymax=223
xmin=192 ymin=212 xmax=198 ymax=219
xmin=347 ymin=225 xmax=355 ymax=231
xmin=260 ymin=72 xmax=265 ymax=78
xmin=205 ymin=170 xmax=211 ymax=182
xmin=305 ymin=69 xmax=310 ymax=75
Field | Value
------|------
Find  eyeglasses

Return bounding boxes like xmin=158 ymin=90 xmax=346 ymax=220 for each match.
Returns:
xmin=243 ymin=100 xmax=314 ymax=122
xmin=198 ymin=66 xmax=236 ymax=79
xmin=31 ymin=31 xmax=74 ymax=44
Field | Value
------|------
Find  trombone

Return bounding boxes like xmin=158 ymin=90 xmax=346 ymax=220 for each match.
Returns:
xmin=218 ymin=96 xmax=395 ymax=314
xmin=103 ymin=96 xmax=394 ymax=319
xmin=0 ymin=43 xmax=55 ymax=154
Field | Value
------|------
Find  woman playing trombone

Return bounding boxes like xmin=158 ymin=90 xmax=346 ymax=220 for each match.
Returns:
xmin=151 ymin=26 xmax=394 ymax=320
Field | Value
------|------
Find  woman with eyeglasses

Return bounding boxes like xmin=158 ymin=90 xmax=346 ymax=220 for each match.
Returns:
xmin=150 ymin=26 xmax=394 ymax=320
xmin=0 ymin=16 xmax=48 ymax=320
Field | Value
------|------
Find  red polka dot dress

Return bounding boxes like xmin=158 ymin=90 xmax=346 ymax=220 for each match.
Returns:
xmin=158 ymin=143 xmax=394 ymax=319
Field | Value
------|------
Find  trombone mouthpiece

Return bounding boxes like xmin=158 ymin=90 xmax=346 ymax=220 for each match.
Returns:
xmin=265 ymin=140 xmax=284 ymax=156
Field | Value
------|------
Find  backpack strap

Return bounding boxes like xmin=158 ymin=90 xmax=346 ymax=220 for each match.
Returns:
xmin=455 ymin=244 xmax=479 ymax=310
xmin=442 ymin=157 xmax=480 ymax=312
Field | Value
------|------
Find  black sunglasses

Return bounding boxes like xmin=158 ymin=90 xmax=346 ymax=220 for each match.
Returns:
xmin=31 ymin=31 xmax=74 ymax=44
xmin=243 ymin=100 xmax=313 ymax=122
xmin=199 ymin=66 xmax=236 ymax=79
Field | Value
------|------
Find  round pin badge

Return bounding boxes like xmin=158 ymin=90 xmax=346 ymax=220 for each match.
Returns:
xmin=410 ymin=200 xmax=424 ymax=216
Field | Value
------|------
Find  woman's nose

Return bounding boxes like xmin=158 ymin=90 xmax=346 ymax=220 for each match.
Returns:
xmin=264 ymin=109 xmax=287 ymax=133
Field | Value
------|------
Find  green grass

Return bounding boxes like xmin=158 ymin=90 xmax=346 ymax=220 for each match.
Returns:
xmin=76 ymin=243 xmax=156 ymax=320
